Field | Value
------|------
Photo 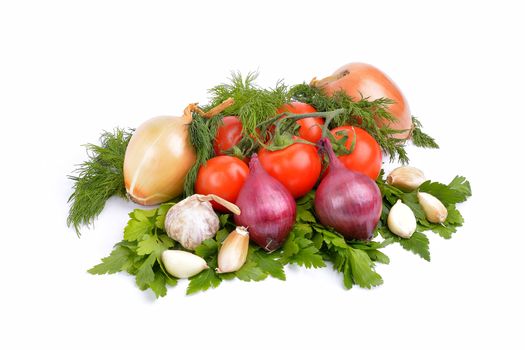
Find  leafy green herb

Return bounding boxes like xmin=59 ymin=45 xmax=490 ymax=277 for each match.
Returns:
xmin=411 ymin=116 xmax=439 ymax=149
xmin=67 ymin=128 xmax=132 ymax=236
xmin=88 ymin=203 xmax=177 ymax=298
xmin=376 ymin=171 xmax=472 ymax=259
xmin=187 ymin=269 xmax=222 ymax=295
xmin=206 ymin=72 xmax=289 ymax=136
xmin=184 ymin=114 xmax=222 ymax=196
xmin=289 ymin=83 xmax=413 ymax=163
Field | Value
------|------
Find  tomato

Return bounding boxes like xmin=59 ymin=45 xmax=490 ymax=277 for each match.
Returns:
xmin=213 ymin=116 xmax=243 ymax=155
xmin=313 ymin=63 xmax=412 ymax=139
xmin=276 ymin=102 xmax=324 ymax=143
xmin=195 ymin=156 xmax=249 ymax=212
xmin=258 ymin=140 xmax=321 ymax=198
xmin=330 ymin=126 xmax=382 ymax=180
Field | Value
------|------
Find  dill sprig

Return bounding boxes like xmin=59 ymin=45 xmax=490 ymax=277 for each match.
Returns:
xmin=289 ymin=83 xmax=414 ymax=163
xmin=411 ymin=116 xmax=439 ymax=149
xmin=183 ymin=114 xmax=222 ymax=197
xmin=206 ymin=72 xmax=290 ymax=135
xmin=67 ymin=128 xmax=132 ymax=236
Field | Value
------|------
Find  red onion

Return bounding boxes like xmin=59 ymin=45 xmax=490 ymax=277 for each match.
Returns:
xmin=234 ymin=154 xmax=296 ymax=252
xmin=314 ymin=138 xmax=382 ymax=240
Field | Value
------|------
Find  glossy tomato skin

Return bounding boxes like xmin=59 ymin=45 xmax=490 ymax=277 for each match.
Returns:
xmin=195 ymin=156 xmax=249 ymax=212
xmin=330 ymin=126 xmax=382 ymax=180
xmin=318 ymin=63 xmax=412 ymax=139
xmin=276 ymin=102 xmax=324 ymax=143
xmin=213 ymin=116 xmax=243 ymax=156
xmin=258 ymin=141 xmax=321 ymax=198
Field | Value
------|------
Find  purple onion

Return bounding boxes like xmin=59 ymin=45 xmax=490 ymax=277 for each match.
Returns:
xmin=314 ymin=138 xmax=382 ymax=241
xmin=234 ymin=154 xmax=296 ymax=252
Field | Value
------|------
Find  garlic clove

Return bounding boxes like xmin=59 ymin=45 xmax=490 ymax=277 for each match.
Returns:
xmin=161 ymin=250 xmax=208 ymax=279
xmin=417 ymin=192 xmax=448 ymax=224
xmin=387 ymin=200 xmax=417 ymax=238
xmin=217 ymin=227 xmax=249 ymax=273
xmin=386 ymin=166 xmax=426 ymax=191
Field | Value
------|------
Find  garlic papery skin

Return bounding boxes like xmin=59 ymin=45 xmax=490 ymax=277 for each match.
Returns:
xmin=164 ymin=194 xmax=240 ymax=250
xmin=386 ymin=166 xmax=426 ymax=192
xmin=161 ymin=250 xmax=208 ymax=279
xmin=417 ymin=192 xmax=448 ymax=224
xmin=217 ymin=227 xmax=249 ymax=273
xmin=387 ymin=200 xmax=417 ymax=238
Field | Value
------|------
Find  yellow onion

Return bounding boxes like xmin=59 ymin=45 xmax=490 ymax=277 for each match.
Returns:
xmin=124 ymin=99 xmax=234 ymax=205
xmin=124 ymin=104 xmax=198 ymax=205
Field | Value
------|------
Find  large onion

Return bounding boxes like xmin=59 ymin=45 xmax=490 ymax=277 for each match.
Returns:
xmin=314 ymin=138 xmax=382 ymax=240
xmin=124 ymin=99 xmax=234 ymax=205
xmin=312 ymin=62 xmax=412 ymax=139
xmin=124 ymin=104 xmax=197 ymax=205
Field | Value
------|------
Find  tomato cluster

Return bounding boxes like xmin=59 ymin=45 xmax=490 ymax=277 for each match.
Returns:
xmin=196 ymin=101 xmax=383 ymax=209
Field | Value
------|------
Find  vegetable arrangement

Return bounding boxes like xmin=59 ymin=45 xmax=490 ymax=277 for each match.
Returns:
xmin=69 ymin=62 xmax=471 ymax=297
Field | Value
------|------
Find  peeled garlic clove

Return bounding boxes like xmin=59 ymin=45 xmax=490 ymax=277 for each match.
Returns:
xmin=386 ymin=166 xmax=426 ymax=191
xmin=164 ymin=194 xmax=240 ymax=250
xmin=217 ymin=227 xmax=249 ymax=273
xmin=417 ymin=192 xmax=448 ymax=224
xmin=161 ymin=250 xmax=208 ymax=279
xmin=387 ymin=200 xmax=417 ymax=238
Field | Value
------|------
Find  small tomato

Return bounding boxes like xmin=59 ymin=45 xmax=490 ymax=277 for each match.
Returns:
xmin=195 ymin=156 xmax=249 ymax=212
xmin=213 ymin=116 xmax=243 ymax=156
xmin=276 ymin=102 xmax=324 ymax=143
xmin=258 ymin=140 xmax=321 ymax=198
xmin=330 ymin=126 xmax=382 ymax=180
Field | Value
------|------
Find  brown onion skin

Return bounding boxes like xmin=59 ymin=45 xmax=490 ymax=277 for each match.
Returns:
xmin=314 ymin=138 xmax=382 ymax=240
xmin=313 ymin=63 xmax=412 ymax=139
xmin=234 ymin=154 xmax=296 ymax=252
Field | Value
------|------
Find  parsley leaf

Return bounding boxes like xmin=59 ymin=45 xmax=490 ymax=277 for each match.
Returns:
xmin=149 ymin=270 xmax=168 ymax=298
xmin=235 ymin=260 xmax=267 ymax=282
xmin=124 ymin=218 xmax=152 ymax=242
xmin=187 ymin=269 xmax=221 ymax=295
xmin=419 ymin=178 xmax=471 ymax=205
xmin=379 ymin=226 xmax=431 ymax=261
xmin=317 ymin=226 xmax=384 ymax=289
xmin=251 ymin=250 xmax=286 ymax=281
xmin=88 ymin=243 xmax=135 ymax=275
xmin=135 ymin=254 xmax=156 ymax=289
xmin=194 ymin=239 xmax=219 ymax=259
xmin=348 ymin=248 xmax=383 ymax=289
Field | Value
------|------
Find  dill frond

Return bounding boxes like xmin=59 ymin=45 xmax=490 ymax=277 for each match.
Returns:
xmin=411 ymin=116 xmax=439 ymax=149
xmin=67 ymin=128 xmax=132 ymax=236
xmin=183 ymin=114 xmax=222 ymax=197
xmin=290 ymin=83 xmax=422 ymax=163
xmin=206 ymin=72 xmax=290 ymax=135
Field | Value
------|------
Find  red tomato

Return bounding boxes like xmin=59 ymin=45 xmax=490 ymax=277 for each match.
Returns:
xmin=276 ymin=102 xmax=324 ymax=143
xmin=330 ymin=126 xmax=382 ymax=180
xmin=314 ymin=63 xmax=412 ymax=139
xmin=195 ymin=156 xmax=249 ymax=212
xmin=213 ymin=116 xmax=243 ymax=155
xmin=258 ymin=141 xmax=321 ymax=198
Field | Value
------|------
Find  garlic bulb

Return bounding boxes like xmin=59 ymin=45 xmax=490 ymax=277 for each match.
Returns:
xmin=386 ymin=166 xmax=426 ymax=192
xmin=164 ymin=194 xmax=240 ymax=250
xmin=417 ymin=192 xmax=448 ymax=224
xmin=161 ymin=250 xmax=208 ymax=278
xmin=387 ymin=200 xmax=417 ymax=238
xmin=217 ymin=227 xmax=249 ymax=273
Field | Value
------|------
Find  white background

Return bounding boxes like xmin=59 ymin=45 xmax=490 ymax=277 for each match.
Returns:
xmin=1 ymin=0 xmax=523 ymax=349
